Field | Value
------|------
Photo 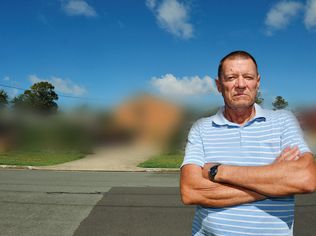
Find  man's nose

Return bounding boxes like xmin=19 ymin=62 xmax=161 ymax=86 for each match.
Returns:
xmin=236 ymin=76 xmax=246 ymax=88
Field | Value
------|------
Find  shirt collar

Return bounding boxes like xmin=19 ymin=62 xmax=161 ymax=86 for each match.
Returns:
xmin=212 ymin=103 xmax=267 ymax=128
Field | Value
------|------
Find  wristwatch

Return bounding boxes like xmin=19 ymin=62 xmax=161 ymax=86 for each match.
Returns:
xmin=208 ymin=164 xmax=222 ymax=182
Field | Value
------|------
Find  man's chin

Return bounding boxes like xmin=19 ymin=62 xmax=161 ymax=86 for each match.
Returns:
xmin=228 ymin=101 xmax=254 ymax=109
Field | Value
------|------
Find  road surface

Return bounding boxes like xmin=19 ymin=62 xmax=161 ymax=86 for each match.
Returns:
xmin=0 ymin=170 xmax=315 ymax=236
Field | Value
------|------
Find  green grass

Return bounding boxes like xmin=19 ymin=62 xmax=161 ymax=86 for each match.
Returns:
xmin=138 ymin=153 xmax=184 ymax=168
xmin=0 ymin=150 xmax=85 ymax=166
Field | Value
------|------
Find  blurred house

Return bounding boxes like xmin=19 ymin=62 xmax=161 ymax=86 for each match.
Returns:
xmin=111 ymin=94 xmax=183 ymax=148
xmin=296 ymin=108 xmax=316 ymax=132
xmin=296 ymin=108 xmax=316 ymax=152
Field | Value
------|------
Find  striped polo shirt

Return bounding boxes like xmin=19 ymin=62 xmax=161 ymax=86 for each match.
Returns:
xmin=182 ymin=104 xmax=311 ymax=236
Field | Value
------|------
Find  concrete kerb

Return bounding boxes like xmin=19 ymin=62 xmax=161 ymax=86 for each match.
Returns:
xmin=0 ymin=165 xmax=36 ymax=170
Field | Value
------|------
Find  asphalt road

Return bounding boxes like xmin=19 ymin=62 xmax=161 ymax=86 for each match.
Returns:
xmin=0 ymin=170 xmax=189 ymax=236
xmin=0 ymin=170 xmax=315 ymax=236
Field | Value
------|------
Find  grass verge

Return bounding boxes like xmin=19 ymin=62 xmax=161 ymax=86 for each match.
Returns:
xmin=138 ymin=153 xmax=183 ymax=168
xmin=137 ymin=150 xmax=316 ymax=168
xmin=0 ymin=150 xmax=85 ymax=166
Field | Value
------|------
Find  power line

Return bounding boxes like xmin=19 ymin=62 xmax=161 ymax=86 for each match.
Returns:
xmin=0 ymin=84 xmax=23 ymax=91
xmin=0 ymin=83 xmax=105 ymax=101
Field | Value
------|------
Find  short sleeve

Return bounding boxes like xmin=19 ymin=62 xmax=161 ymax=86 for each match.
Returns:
xmin=281 ymin=111 xmax=311 ymax=154
xmin=181 ymin=121 xmax=205 ymax=168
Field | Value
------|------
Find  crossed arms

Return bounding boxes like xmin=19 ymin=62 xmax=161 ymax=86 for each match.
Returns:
xmin=180 ymin=146 xmax=316 ymax=207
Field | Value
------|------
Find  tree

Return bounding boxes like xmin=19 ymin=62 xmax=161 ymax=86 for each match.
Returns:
xmin=12 ymin=82 xmax=58 ymax=114
xmin=272 ymin=96 xmax=288 ymax=110
xmin=0 ymin=89 xmax=9 ymax=109
xmin=255 ymin=91 xmax=264 ymax=105
xmin=11 ymin=94 xmax=28 ymax=110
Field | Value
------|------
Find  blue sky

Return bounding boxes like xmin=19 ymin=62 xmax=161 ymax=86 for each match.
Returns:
xmin=1 ymin=0 xmax=316 ymax=110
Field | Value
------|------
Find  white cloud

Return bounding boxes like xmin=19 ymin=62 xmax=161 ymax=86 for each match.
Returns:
xmin=3 ymin=76 xmax=10 ymax=81
xmin=62 ymin=0 xmax=97 ymax=17
xmin=29 ymin=75 xmax=87 ymax=96
xmin=151 ymin=74 xmax=216 ymax=96
xmin=146 ymin=0 xmax=194 ymax=39
xmin=146 ymin=0 xmax=156 ymax=10
xmin=265 ymin=1 xmax=303 ymax=34
xmin=305 ymin=0 xmax=316 ymax=29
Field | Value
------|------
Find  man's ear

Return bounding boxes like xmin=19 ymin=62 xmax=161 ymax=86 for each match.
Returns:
xmin=215 ymin=78 xmax=222 ymax=93
xmin=256 ymin=74 xmax=261 ymax=90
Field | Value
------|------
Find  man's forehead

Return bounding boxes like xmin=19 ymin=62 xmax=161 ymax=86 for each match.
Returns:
xmin=221 ymin=58 xmax=257 ymax=73
xmin=222 ymin=57 xmax=255 ymax=66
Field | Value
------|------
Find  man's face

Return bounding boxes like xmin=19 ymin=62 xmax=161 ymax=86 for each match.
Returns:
xmin=216 ymin=58 xmax=260 ymax=110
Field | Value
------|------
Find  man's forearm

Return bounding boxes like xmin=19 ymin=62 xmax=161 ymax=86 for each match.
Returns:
xmin=181 ymin=164 xmax=266 ymax=207
xmin=213 ymin=152 xmax=316 ymax=197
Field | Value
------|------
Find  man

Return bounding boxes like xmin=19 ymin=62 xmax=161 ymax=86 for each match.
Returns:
xmin=180 ymin=50 xmax=316 ymax=236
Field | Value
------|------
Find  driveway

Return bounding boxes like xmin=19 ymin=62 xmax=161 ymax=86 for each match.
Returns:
xmin=35 ymin=144 xmax=160 ymax=171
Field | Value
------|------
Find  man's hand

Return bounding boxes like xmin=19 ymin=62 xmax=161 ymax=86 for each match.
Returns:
xmin=213 ymin=152 xmax=316 ymax=196
xmin=202 ymin=147 xmax=301 ymax=178
xmin=274 ymin=146 xmax=301 ymax=163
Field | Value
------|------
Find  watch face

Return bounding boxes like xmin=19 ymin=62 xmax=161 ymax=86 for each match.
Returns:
xmin=211 ymin=167 xmax=217 ymax=176
xmin=209 ymin=164 xmax=220 ymax=181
